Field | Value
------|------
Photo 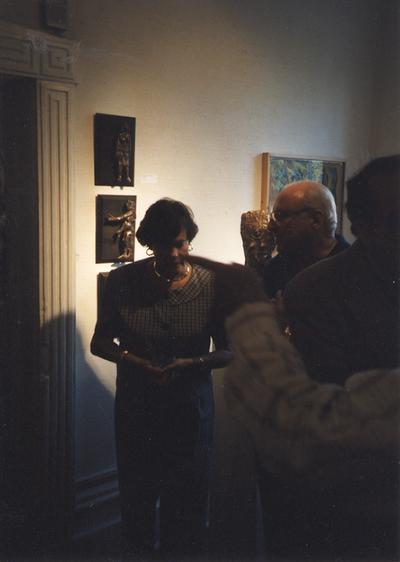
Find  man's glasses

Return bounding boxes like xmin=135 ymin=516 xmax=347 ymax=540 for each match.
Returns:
xmin=271 ymin=207 xmax=314 ymax=224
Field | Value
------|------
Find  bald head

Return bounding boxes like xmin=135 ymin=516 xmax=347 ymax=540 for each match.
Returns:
xmin=275 ymin=181 xmax=337 ymax=237
xmin=270 ymin=180 xmax=338 ymax=257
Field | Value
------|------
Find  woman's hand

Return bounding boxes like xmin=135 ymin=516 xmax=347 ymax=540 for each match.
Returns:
xmin=122 ymin=351 xmax=170 ymax=384
xmin=163 ymin=352 xmax=232 ymax=373
xmin=162 ymin=357 xmax=194 ymax=372
xmin=123 ymin=351 xmax=161 ymax=372
xmin=154 ymin=357 xmax=196 ymax=385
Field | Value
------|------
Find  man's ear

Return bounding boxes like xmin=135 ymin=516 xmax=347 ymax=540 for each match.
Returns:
xmin=310 ymin=210 xmax=324 ymax=230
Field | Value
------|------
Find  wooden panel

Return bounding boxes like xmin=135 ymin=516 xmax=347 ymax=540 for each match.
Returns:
xmin=0 ymin=76 xmax=41 ymax=548
xmin=37 ymin=80 xmax=75 ymax=540
xmin=0 ymin=20 xmax=77 ymax=547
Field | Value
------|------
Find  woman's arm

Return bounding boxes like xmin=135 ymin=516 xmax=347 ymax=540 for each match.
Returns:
xmin=91 ymin=324 xmax=166 ymax=378
xmin=90 ymin=331 xmax=124 ymax=364
xmin=90 ymin=269 xmax=122 ymax=362
xmin=90 ymin=269 xmax=165 ymax=377
xmin=164 ymin=349 xmax=232 ymax=373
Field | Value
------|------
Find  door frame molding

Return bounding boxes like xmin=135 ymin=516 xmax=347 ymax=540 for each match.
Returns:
xmin=0 ymin=19 xmax=78 ymax=542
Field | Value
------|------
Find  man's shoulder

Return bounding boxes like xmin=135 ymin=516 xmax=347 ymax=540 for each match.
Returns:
xmin=285 ymin=243 xmax=355 ymax=299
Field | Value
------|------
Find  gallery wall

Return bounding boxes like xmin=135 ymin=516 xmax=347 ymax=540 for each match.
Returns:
xmin=70 ymin=0 xmax=391 ymax=486
xmin=1 ymin=0 xmax=398 ymax=537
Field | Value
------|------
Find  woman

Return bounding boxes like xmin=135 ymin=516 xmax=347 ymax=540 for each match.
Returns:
xmin=90 ymin=198 xmax=232 ymax=557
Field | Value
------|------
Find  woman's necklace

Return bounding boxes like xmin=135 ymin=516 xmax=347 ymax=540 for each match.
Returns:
xmin=153 ymin=260 xmax=192 ymax=284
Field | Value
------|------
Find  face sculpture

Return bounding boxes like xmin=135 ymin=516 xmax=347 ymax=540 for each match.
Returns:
xmin=240 ymin=210 xmax=276 ymax=274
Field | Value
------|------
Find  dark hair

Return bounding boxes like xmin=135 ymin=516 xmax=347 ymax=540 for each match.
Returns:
xmin=136 ymin=198 xmax=199 ymax=247
xmin=346 ymin=155 xmax=400 ymax=230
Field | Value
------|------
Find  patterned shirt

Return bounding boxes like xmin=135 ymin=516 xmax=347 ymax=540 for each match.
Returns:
xmin=120 ymin=264 xmax=215 ymax=361
xmin=94 ymin=259 xmax=227 ymax=394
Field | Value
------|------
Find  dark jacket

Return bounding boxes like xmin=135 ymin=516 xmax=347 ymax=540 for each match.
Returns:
xmin=284 ymin=238 xmax=400 ymax=384
xmin=263 ymin=233 xmax=349 ymax=298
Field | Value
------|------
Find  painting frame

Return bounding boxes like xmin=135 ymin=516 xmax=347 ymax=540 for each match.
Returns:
xmin=261 ymin=153 xmax=345 ymax=232
xmin=96 ymin=194 xmax=137 ymax=264
xmin=94 ymin=113 xmax=136 ymax=187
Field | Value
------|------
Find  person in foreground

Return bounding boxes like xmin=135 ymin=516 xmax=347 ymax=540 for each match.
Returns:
xmin=90 ymin=198 xmax=231 ymax=557
xmin=284 ymin=155 xmax=400 ymax=384
xmin=219 ymin=265 xmax=399 ymax=560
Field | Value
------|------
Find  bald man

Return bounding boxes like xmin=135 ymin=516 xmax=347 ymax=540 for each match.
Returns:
xmin=263 ymin=181 xmax=349 ymax=299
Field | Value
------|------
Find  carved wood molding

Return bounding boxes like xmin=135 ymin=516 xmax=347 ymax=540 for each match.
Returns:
xmin=37 ymin=80 xmax=75 ymax=537
xmin=0 ymin=18 xmax=77 ymax=544
xmin=1 ymin=19 xmax=78 ymax=543
xmin=0 ymin=20 xmax=78 ymax=82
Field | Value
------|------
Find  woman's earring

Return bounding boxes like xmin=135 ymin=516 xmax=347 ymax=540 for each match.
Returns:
xmin=188 ymin=243 xmax=193 ymax=252
xmin=146 ymin=247 xmax=154 ymax=256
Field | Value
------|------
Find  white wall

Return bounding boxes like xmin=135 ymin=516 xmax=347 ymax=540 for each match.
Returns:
xmin=71 ymin=0 xmax=389 ymax=489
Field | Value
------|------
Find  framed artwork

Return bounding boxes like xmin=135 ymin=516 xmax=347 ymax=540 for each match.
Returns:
xmin=261 ymin=153 xmax=345 ymax=231
xmin=94 ymin=113 xmax=135 ymax=186
xmin=43 ymin=0 xmax=69 ymax=31
xmin=96 ymin=195 xmax=137 ymax=263
xmin=97 ymin=272 xmax=109 ymax=318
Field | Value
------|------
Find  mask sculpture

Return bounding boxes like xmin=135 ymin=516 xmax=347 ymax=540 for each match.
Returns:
xmin=240 ymin=210 xmax=275 ymax=275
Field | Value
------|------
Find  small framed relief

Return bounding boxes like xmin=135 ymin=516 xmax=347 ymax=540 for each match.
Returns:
xmin=94 ymin=113 xmax=135 ymax=187
xmin=96 ymin=195 xmax=136 ymax=263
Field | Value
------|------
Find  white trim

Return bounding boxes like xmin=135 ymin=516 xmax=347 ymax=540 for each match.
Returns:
xmin=0 ymin=20 xmax=78 ymax=82
xmin=1 ymin=18 xmax=77 ymax=544
xmin=37 ymin=79 xmax=76 ymax=536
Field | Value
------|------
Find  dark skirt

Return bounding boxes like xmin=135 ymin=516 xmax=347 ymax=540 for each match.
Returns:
xmin=115 ymin=374 xmax=214 ymax=556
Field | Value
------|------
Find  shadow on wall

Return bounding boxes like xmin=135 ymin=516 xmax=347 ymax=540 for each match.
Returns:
xmin=75 ymin=327 xmax=116 ymax=473
xmin=74 ymin=324 xmax=120 ymax=540
xmin=0 ymin=313 xmax=115 ymax=559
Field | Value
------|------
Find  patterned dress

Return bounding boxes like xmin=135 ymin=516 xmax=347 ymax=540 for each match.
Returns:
xmin=93 ymin=259 xmax=228 ymax=555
